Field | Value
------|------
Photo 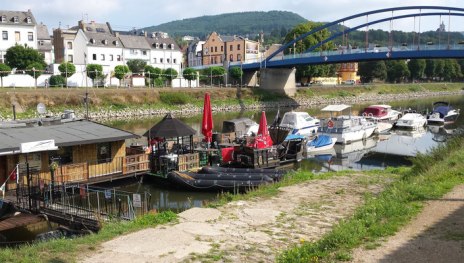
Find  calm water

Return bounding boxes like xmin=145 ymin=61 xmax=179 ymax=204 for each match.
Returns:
xmin=107 ymin=93 xmax=464 ymax=211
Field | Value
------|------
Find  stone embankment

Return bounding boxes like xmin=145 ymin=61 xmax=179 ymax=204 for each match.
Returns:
xmin=61 ymin=90 xmax=461 ymax=120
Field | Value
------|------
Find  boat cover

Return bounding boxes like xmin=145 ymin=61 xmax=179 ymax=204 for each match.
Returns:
xmin=433 ymin=106 xmax=451 ymax=118
xmin=285 ymin=134 xmax=305 ymax=141
xmin=308 ymin=135 xmax=332 ymax=148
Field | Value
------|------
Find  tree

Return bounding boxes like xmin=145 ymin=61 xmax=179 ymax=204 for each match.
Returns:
xmin=26 ymin=62 xmax=44 ymax=88
xmin=228 ymin=66 xmax=243 ymax=85
xmin=5 ymin=44 xmax=46 ymax=70
xmin=202 ymin=66 xmax=225 ymax=86
xmin=144 ymin=65 xmax=163 ymax=87
xmin=182 ymin=67 xmax=197 ymax=88
xmin=0 ymin=63 xmax=11 ymax=88
xmin=386 ymin=60 xmax=410 ymax=83
xmin=284 ymin=21 xmax=334 ymax=81
xmin=86 ymin=64 xmax=103 ymax=87
xmin=358 ymin=61 xmax=387 ymax=83
xmin=126 ymin=59 xmax=147 ymax=75
xmin=408 ymin=59 xmax=426 ymax=82
xmin=424 ymin=60 xmax=437 ymax=80
xmin=58 ymin=62 xmax=76 ymax=88
xmin=113 ymin=65 xmax=130 ymax=87
xmin=434 ymin=59 xmax=445 ymax=81
xmin=164 ymin=68 xmax=178 ymax=86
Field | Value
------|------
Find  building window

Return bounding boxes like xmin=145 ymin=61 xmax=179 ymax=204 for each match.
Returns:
xmin=117 ymin=55 xmax=121 ymax=61
xmin=173 ymin=59 xmax=177 ymax=64
xmin=101 ymin=54 xmax=105 ymax=61
xmin=97 ymin=142 xmax=111 ymax=164
xmin=68 ymin=55 xmax=73 ymax=62
xmin=13 ymin=16 xmax=19 ymax=23
xmin=2 ymin=31 xmax=7 ymax=40
xmin=0 ymin=16 xmax=5 ymax=23
xmin=214 ymin=46 xmax=217 ymax=52
xmin=160 ymin=58 xmax=164 ymax=63
xmin=221 ymin=46 xmax=223 ymax=52
xmin=26 ymin=17 xmax=32 ymax=24
xmin=237 ymin=44 xmax=241 ymax=50
xmin=142 ymin=50 xmax=147 ymax=56
xmin=167 ymin=58 xmax=170 ymax=63
xmin=67 ymin=42 xmax=73 ymax=49
xmin=51 ymin=147 xmax=73 ymax=165
xmin=109 ymin=54 xmax=113 ymax=61
xmin=237 ymin=54 xmax=241 ymax=61
xmin=92 ymin=54 xmax=97 ymax=60
xmin=229 ymin=54 xmax=233 ymax=62
xmin=28 ymin=32 xmax=33 ymax=41
xmin=230 ymin=45 xmax=233 ymax=51
xmin=153 ymin=58 xmax=157 ymax=63
xmin=15 ymin=31 xmax=20 ymax=42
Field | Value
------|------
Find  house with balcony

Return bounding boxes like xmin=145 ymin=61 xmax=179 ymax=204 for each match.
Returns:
xmin=0 ymin=117 xmax=149 ymax=192
xmin=0 ymin=9 xmax=38 ymax=64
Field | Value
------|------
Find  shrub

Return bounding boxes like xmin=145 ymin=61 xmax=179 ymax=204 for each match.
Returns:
xmin=49 ymin=75 xmax=66 ymax=87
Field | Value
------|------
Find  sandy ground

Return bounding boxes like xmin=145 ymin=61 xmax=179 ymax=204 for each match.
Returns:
xmin=81 ymin=178 xmax=464 ymax=263
xmin=351 ymin=184 xmax=464 ymax=263
xmin=81 ymin=174 xmax=387 ymax=263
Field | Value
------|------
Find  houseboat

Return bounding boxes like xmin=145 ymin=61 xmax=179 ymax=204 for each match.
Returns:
xmin=0 ymin=116 xmax=149 ymax=194
xmin=318 ymin=105 xmax=377 ymax=144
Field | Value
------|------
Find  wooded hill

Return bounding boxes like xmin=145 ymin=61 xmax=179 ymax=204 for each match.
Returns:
xmin=141 ymin=11 xmax=307 ymax=40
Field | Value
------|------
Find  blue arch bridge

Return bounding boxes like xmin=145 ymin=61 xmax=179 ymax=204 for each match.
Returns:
xmin=197 ymin=6 xmax=464 ymax=95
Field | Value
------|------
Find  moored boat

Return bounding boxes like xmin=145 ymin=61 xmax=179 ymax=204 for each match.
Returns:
xmin=361 ymin=105 xmax=402 ymax=122
xmin=395 ymin=113 xmax=427 ymax=129
xmin=427 ymin=101 xmax=460 ymax=125
xmin=279 ymin=111 xmax=319 ymax=137
xmin=306 ymin=135 xmax=337 ymax=153
xmin=318 ymin=104 xmax=377 ymax=144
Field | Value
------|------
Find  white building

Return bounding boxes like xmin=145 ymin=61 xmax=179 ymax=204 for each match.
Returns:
xmin=187 ymin=40 xmax=205 ymax=67
xmin=0 ymin=10 xmax=38 ymax=64
xmin=51 ymin=21 xmax=187 ymax=87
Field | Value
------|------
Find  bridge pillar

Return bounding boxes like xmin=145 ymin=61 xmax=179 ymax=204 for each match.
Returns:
xmin=259 ymin=68 xmax=296 ymax=96
xmin=242 ymin=71 xmax=258 ymax=87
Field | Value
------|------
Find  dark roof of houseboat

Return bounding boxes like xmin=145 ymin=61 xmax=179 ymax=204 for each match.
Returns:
xmin=0 ymin=119 xmax=139 ymax=154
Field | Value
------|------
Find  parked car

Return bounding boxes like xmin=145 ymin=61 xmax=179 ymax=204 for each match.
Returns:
xmin=343 ymin=79 xmax=356 ymax=85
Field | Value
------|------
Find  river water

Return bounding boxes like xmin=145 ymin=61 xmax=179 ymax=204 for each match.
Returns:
xmin=107 ymin=94 xmax=464 ymax=212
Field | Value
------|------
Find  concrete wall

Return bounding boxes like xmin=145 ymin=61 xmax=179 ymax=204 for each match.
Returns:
xmin=259 ymin=68 xmax=296 ymax=96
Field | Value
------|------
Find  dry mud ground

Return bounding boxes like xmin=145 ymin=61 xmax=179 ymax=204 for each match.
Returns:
xmin=82 ymin=174 xmax=387 ymax=263
xmin=81 ymin=177 xmax=464 ymax=263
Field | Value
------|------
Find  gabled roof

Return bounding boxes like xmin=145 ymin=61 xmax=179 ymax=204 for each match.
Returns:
xmin=145 ymin=36 xmax=180 ymax=51
xmin=37 ymin=24 xmax=51 ymax=40
xmin=118 ymin=34 xmax=151 ymax=49
xmin=0 ymin=10 xmax=36 ymax=26
xmin=0 ymin=119 xmax=139 ymax=154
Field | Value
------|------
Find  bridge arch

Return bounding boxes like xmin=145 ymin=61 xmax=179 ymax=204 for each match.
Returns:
xmin=266 ymin=6 xmax=464 ymax=62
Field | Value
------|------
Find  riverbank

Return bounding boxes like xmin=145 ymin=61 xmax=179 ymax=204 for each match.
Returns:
xmin=0 ymin=83 xmax=462 ymax=120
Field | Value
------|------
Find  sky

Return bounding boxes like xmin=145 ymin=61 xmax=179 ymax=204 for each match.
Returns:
xmin=2 ymin=0 xmax=464 ymax=33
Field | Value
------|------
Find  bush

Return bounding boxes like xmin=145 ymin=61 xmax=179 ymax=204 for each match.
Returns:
xmin=159 ymin=92 xmax=190 ymax=105
xmin=49 ymin=75 xmax=66 ymax=87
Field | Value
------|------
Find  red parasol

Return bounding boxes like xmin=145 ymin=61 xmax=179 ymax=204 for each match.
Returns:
xmin=201 ymin=93 xmax=214 ymax=143
xmin=256 ymin=111 xmax=273 ymax=148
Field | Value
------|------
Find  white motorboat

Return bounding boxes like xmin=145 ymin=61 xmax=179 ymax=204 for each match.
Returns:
xmin=395 ymin=113 xmax=426 ymax=129
xmin=279 ymin=111 xmax=319 ymax=137
xmin=427 ymin=101 xmax=460 ymax=124
xmin=361 ymin=105 xmax=402 ymax=121
xmin=318 ymin=104 xmax=377 ymax=144
xmin=306 ymin=135 xmax=337 ymax=154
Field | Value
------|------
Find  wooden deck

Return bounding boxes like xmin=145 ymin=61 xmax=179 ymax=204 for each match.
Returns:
xmin=0 ymin=213 xmax=44 ymax=232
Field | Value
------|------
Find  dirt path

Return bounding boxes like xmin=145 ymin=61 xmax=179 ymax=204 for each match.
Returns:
xmin=81 ymin=174 xmax=388 ymax=263
xmin=351 ymin=184 xmax=464 ymax=263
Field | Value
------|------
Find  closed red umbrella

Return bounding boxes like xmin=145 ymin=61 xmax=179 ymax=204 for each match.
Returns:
xmin=256 ymin=111 xmax=273 ymax=148
xmin=201 ymin=93 xmax=214 ymax=143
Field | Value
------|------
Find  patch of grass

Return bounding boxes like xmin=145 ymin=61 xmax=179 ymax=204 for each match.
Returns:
xmin=159 ymin=92 xmax=191 ymax=105
xmin=0 ymin=211 xmax=177 ymax=263
xmin=277 ymin=137 xmax=464 ymax=262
